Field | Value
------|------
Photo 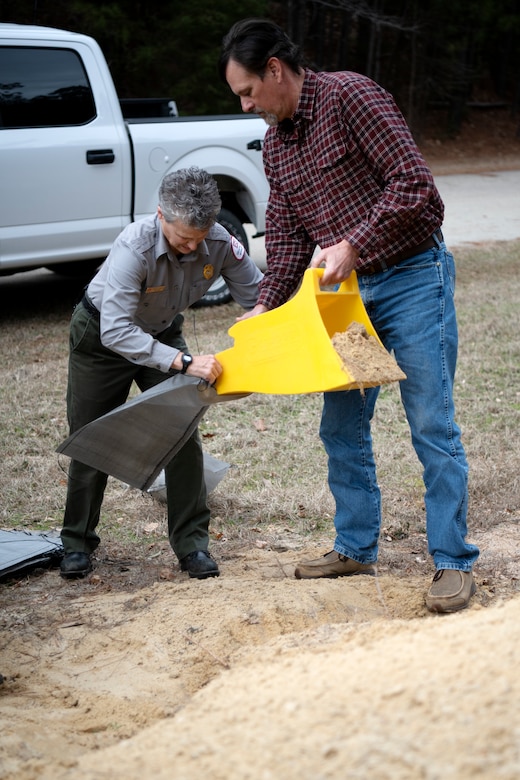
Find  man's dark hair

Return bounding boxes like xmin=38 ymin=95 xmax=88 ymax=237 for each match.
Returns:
xmin=219 ymin=18 xmax=304 ymax=81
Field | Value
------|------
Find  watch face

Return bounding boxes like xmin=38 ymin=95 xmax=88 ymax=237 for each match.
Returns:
xmin=181 ymin=354 xmax=193 ymax=373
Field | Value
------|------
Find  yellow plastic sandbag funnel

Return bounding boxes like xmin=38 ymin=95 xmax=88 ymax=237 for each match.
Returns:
xmin=215 ymin=267 xmax=386 ymax=396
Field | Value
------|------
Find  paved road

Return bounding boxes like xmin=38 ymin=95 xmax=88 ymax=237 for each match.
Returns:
xmin=436 ymin=170 xmax=520 ymax=247
xmin=247 ymin=169 xmax=520 ymax=266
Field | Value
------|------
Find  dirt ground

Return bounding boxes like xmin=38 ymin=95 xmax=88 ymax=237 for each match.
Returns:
xmin=1 ymin=112 xmax=520 ymax=780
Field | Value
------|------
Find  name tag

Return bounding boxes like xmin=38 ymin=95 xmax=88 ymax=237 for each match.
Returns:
xmin=145 ymin=286 xmax=166 ymax=294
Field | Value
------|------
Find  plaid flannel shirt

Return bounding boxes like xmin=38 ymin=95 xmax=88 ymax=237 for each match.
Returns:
xmin=258 ymin=69 xmax=444 ymax=310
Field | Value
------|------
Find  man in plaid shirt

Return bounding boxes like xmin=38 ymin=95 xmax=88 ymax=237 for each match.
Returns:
xmin=220 ymin=18 xmax=479 ymax=613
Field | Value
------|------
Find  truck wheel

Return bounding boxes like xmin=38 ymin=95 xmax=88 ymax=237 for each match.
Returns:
xmin=193 ymin=209 xmax=249 ymax=307
xmin=217 ymin=208 xmax=249 ymax=253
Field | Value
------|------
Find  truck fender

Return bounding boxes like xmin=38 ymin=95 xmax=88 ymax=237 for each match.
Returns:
xmin=138 ymin=147 xmax=269 ymax=232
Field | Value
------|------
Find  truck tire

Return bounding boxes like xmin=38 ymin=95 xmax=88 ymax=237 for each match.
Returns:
xmin=193 ymin=209 xmax=249 ymax=307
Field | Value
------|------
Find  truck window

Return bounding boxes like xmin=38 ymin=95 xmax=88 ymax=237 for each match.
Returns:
xmin=0 ymin=46 xmax=96 ymax=128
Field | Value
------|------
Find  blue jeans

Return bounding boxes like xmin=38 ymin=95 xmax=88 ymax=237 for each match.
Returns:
xmin=320 ymin=243 xmax=479 ymax=571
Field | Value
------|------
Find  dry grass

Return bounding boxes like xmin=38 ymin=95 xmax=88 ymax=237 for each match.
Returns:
xmin=0 ymin=242 xmax=519 ymax=565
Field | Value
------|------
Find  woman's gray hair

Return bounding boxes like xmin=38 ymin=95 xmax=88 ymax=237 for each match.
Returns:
xmin=159 ymin=167 xmax=221 ymax=230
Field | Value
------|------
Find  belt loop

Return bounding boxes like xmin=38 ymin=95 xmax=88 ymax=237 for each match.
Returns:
xmin=432 ymin=229 xmax=443 ymax=249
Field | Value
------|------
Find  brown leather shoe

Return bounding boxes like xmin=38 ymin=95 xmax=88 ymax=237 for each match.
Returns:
xmin=425 ymin=569 xmax=476 ymax=613
xmin=294 ymin=550 xmax=375 ymax=580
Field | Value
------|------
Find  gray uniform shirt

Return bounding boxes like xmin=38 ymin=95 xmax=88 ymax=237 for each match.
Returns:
xmin=87 ymin=214 xmax=263 ymax=372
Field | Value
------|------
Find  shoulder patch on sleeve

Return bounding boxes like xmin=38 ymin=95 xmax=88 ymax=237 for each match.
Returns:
xmin=231 ymin=235 xmax=245 ymax=261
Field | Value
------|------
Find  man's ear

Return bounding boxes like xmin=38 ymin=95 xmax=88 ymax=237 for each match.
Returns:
xmin=267 ymin=57 xmax=282 ymax=80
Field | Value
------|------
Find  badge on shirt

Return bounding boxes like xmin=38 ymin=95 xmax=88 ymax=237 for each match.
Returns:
xmin=203 ymin=264 xmax=214 ymax=280
xmin=231 ymin=235 xmax=245 ymax=260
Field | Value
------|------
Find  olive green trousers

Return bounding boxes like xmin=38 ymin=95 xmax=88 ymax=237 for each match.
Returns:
xmin=61 ymin=302 xmax=210 ymax=561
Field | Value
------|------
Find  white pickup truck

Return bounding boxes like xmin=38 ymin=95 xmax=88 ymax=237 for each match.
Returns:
xmin=0 ymin=23 xmax=269 ymax=305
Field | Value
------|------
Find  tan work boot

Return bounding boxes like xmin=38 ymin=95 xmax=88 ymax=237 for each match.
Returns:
xmin=425 ymin=569 xmax=476 ymax=613
xmin=294 ymin=550 xmax=375 ymax=579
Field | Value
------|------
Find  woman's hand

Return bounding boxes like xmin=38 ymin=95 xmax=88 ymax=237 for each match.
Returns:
xmin=171 ymin=353 xmax=223 ymax=384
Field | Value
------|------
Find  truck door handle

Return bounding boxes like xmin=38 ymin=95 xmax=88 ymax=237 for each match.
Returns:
xmin=247 ymin=139 xmax=263 ymax=151
xmin=86 ymin=149 xmax=115 ymax=165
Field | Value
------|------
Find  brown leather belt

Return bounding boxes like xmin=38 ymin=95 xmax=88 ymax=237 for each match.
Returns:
xmin=360 ymin=229 xmax=444 ymax=275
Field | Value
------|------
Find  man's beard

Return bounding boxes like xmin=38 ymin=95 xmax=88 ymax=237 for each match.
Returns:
xmin=257 ymin=111 xmax=278 ymax=127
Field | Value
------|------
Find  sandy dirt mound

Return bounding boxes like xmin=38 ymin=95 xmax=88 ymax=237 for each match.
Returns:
xmin=1 ymin=532 xmax=519 ymax=780
xmin=57 ymin=596 xmax=520 ymax=780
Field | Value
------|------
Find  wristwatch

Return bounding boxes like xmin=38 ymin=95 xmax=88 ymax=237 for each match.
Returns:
xmin=180 ymin=353 xmax=193 ymax=374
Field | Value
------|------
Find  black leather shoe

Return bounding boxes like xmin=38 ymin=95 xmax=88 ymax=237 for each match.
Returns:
xmin=60 ymin=551 xmax=92 ymax=579
xmin=180 ymin=550 xmax=219 ymax=579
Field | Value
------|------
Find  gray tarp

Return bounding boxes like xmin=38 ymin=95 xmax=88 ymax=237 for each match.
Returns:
xmin=0 ymin=529 xmax=63 ymax=580
xmin=56 ymin=374 xmax=246 ymax=491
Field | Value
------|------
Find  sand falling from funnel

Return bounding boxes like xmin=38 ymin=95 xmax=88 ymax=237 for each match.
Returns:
xmin=332 ymin=322 xmax=406 ymax=390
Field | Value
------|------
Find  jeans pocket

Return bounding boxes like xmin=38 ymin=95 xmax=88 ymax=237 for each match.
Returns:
xmin=443 ymin=250 xmax=456 ymax=295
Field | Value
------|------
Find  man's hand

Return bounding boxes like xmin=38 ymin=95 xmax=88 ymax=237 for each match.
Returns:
xmin=311 ymin=239 xmax=359 ymax=285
